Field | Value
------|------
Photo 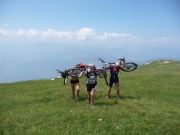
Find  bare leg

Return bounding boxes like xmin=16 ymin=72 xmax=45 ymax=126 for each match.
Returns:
xmin=87 ymin=91 xmax=91 ymax=104
xmin=91 ymin=88 xmax=96 ymax=106
xmin=116 ymin=85 xmax=120 ymax=97
xmin=107 ymin=86 xmax=112 ymax=98
xmin=71 ymin=84 xmax=75 ymax=99
xmin=75 ymin=83 xmax=80 ymax=99
xmin=116 ymin=81 xmax=121 ymax=98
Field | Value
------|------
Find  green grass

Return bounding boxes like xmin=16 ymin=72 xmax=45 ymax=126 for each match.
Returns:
xmin=0 ymin=60 xmax=180 ymax=135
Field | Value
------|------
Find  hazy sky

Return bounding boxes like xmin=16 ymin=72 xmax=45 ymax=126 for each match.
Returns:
xmin=1 ymin=0 xmax=179 ymax=42
xmin=0 ymin=0 xmax=180 ymax=82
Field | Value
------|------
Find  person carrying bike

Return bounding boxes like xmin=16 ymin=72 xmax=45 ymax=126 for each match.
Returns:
xmin=79 ymin=63 xmax=103 ymax=106
xmin=107 ymin=59 xmax=125 ymax=99
xmin=70 ymin=67 xmax=81 ymax=101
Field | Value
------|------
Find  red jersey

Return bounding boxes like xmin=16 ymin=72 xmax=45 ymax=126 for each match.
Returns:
xmin=109 ymin=66 xmax=122 ymax=79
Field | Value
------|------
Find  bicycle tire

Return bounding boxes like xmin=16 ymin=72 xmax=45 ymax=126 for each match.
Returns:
xmin=67 ymin=68 xmax=82 ymax=78
xmin=121 ymin=62 xmax=137 ymax=72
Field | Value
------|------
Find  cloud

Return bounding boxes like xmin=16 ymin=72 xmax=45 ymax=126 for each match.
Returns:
xmin=0 ymin=28 xmax=15 ymax=36
xmin=0 ymin=27 xmax=180 ymax=46
xmin=151 ymin=37 xmax=180 ymax=44
xmin=41 ymin=29 xmax=74 ymax=39
xmin=0 ymin=27 xmax=140 ymax=43
xmin=76 ymin=28 xmax=95 ymax=40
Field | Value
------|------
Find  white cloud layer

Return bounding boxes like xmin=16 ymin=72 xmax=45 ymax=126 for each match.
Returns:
xmin=151 ymin=37 xmax=180 ymax=44
xmin=0 ymin=27 xmax=180 ymax=45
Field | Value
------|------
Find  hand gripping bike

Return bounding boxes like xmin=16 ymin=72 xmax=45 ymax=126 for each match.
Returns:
xmin=56 ymin=68 xmax=82 ymax=85
xmin=98 ymin=57 xmax=138 ymax=86
xmin=56 ymin=62 xmax=90 ymax=85
xmin=57 ymin=62 xmax=107 ymax=85
xmin=98 ymin=57 xmax=138 ymax=72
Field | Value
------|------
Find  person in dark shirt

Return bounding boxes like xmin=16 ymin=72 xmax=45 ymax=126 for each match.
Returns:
xmin=107 ymin=62 xmax=125 ymax=99
xmin=70 ymin=68 xmax=80 ymax=101
xmin=70 ymin=77 xmax=80 ymax=101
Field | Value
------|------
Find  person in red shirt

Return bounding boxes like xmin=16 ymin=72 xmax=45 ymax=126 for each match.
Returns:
xmin=107 ymin=62 xmax=124 ymax=99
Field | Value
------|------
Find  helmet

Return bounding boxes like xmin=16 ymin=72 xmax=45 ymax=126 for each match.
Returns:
xmin=88 ymin=62 xmax=95 ymax=68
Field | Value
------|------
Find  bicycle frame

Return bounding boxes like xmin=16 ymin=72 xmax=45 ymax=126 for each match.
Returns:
xmin=98 ymin=58 xmax=137 ymax=72
xmin=57 ymin=62 xmax=108 ymax=85
xmin=57 ymin=58 xmax=136 ymax=86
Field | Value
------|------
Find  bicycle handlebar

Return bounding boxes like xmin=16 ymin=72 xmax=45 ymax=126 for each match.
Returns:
xmin=98 ymin=58 xmax=105 ymax=63
xmin=56 ymin=69 xmax=62 ymax=73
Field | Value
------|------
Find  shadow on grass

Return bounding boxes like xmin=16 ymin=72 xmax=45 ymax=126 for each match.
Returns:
xmin=78 ymin=96 xmax=87 ymax=101
xmin=121 ymin=95 xmax=141 ymax=100
xmin=65 ymin=96 xmax=87 ymax=102
xmin=94 ymin=95 xmax=141 ymax=106
xmin=95 ymin=101 xmax=119 ymax=106
xmin=98 ymin=95 xmax=141 ymax=105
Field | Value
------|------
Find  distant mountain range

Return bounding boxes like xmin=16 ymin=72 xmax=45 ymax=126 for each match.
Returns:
xmin=0 ymin=43 xmax=179 ymax=83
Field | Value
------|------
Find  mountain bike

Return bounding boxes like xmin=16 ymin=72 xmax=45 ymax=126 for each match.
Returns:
xmin=57 ymin=68 xmax=82 ymax=85
xmin=74 ymin=63 xmax=87 ymax=70
xmin=57 ymin=63 xmax=107 ymax=85
xmin=74 ymin=62 xmax=108 ymax=86
xmin=98 ymin=57 xmax=137 ymax=86
xmin=98 ymin=57 xmax=138 ymax=72
xmin=56 ymin=62 xmax=87 ymax=85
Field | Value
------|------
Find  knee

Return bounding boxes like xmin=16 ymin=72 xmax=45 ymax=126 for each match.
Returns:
xmin=76 ymin=85 xmax=80 ymax=90
xmin=116 ymin=85 xmax=119 ymax=89
xmin=91 ymin=90 xmax=96 ymax=96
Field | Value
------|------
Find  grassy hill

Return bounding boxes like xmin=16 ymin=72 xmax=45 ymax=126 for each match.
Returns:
xmin=0 ymin=60 xmax=180 ymax=135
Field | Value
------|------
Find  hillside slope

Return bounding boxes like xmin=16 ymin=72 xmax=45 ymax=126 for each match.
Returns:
xmin=0 ymin=60 xmax=179 ymax=135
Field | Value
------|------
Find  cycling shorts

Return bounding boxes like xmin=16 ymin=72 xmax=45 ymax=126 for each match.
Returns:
xmin=86 ymin=82 xmax=97 ymax=91
xmin=70 ymin=79 xmax=79 ymax=84
xmin=109 ymin=78 xmax=119 ymax=87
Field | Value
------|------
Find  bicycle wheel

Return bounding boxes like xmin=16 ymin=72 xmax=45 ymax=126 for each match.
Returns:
xmin=121 ymin=62 xmax=137 ymax=72
xmin=67 ymin=68 xmax=82 ymax=78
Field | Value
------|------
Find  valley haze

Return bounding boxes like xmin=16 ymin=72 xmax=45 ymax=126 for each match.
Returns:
xmin=0 ymin=0 xmax=179 ymax=83
xmin=0 ymin=42 xmax=179 ymax=83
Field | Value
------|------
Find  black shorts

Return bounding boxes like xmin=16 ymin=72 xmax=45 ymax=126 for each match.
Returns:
xmin=86 ymin=82 xmax=97 ymax=91
xmin=70 ymin=79 xmax=79 ymax=84
xmin=109 ymin=78 xmax=119 ymax=87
